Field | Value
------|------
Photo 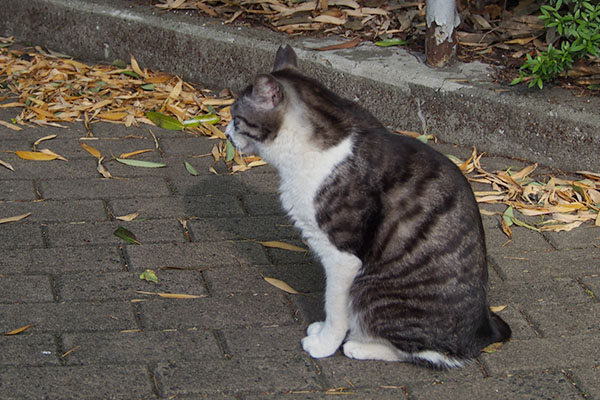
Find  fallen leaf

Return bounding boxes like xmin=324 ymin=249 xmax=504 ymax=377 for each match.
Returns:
xmin=15 ymin=151 xmax=58 ymax=161
xmin=32 ymin=134 xmax=57 ymax=150
xmin=114 ymin=226 xmax=141 ymax=245
xmin=490 ymin=305 xmax=507 ymax=313
xmin=183 ymin=114 xmax=220 ymax=126
xmin=81 ymin=142 xmax=101 ymax=159
xmin=116 ymin=212 xmax=139 ymax=221
xmin=0 ymin=159 xmax=15 ymax=171
xmin=118 ymin=149 xmax=154 ymax=159
xmin=146 ymin=111 xmax=184 ymax=130
xmin=61 ymin=345 xmax=81 ymax=358
xmin=0 ymin=212 xmax=31 ymax=224
xmin=115 ymin=158 xmax=167 ymax=168
xmin=139 ymin=269 xmax=158 ymax=283
xmin=375 ymin=38 xmax=408 ymax=47
xmin=264 ymin=277 xmax=302 ymax=294
xmin=39 ymin=148 xmax=68 ymax=161
xmin=5 ymin=324 xmax=32 ymax=335
xmin=97 ymin=112 xmax=128 ymax=121
xmin=0 ymin=120 xmax=22 ymax=131
xmin=130 ymin=54 xmax=147 ymax=79
xmin=225 ymin=139 xmax=236 ymax=162
xmin=184 ymin=161 xmax=199 ymax=176
xmin=97 ymin=156 xmax=112 ymax=178
xmin=258 ymin=240 xmax=308 ymax=252
xmin=135 ymin=290 xmax=206 ymax=299
xmin=481 ymin=341 xmax=504 ymax=353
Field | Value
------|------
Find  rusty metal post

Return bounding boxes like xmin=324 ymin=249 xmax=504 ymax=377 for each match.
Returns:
xmin=425 ymin=0 xmax=460 ymax=68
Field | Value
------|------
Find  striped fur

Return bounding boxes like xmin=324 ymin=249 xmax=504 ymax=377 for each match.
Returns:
xmin=226 ymin=45 xmax=511 ymax=368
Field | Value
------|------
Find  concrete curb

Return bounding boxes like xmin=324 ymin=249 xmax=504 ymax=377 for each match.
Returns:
xmin=2 ymin=0 xmax=598 ymax=171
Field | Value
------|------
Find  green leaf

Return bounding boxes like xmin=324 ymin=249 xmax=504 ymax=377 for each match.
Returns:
xmin=139 ymin=269 xmax=158 ymax=283
xmin=115 ymin=158 xmax=167 ymax=168
xmin=146 ymin=111 xmax=184 ymax=131
xmin=111 ymin=59 xmax=127 ymax=69
xmin=502 ymin=206 xmax=515 ymax=227
xmin=225 ymin=139 xmax=236 ymax=162
xmin=119 ymin=70 xmax=139 ymax=78
xmin=114 ymin=226 xmax=141 ymax=245
xmin=375 ymin=38 xmax=409 ymax=47
xmin=416 ymin=134 xmax=429 ymax=144
xmin=588 ymin=84 xmax=600 ymax=90
xmin=141 ymin=83 xmax=155 ymax=91
xmin=184 ymin=161 xmax=199 ymax=176
xmin=183 ymin=114 xmax=220 ymax=126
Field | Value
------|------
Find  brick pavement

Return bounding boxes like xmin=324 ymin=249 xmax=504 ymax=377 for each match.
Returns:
xmin=1 ymin=106 xmax=599 ymax=399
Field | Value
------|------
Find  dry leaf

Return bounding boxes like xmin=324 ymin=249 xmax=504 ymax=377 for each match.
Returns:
xmin=97 ymin=112 xmax=128 ymax=121
xmin=263 ymin=277 xmax=302 ymax=294
xmin=81 ymin=142 xmax=101 ymax=159
xmin=490 ymin=305 xmax=507 ymax=313
xmin=15 ymin=151 xmax=58 ymax=161
xmin=39 ymin=148 xmax=68 ymax=161
xmin=481 ymin=341 xmax=505 ymax=353
xmin=97 ymin=156 xmax=112 ymax=178
xmin=0 ymin=159 xmax=15 ymax=171
xmin=32 ymin=134 xmax=57 ymax=149
xmin=0 ymin=120 xmax=22 ymax=131
xmin=135 ymin=290 xmax=206 ymax=299
xmin=4 ymin=324 xmax=32 ymax=335
xmin=116 ymin=212 xmax=139 ymax=221
xmin=0 ymin=212 xmax=31 ymax=224
xmin=118 ymin=149 xmax=154 ymax=159
xmin=257 ymin=240 xmax=307 ymax=252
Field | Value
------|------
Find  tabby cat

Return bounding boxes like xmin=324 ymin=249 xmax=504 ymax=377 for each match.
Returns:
xmin=226 ymin=45 xmax=511 ymax=369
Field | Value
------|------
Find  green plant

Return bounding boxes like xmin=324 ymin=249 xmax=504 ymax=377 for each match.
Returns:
xmin=511 ymin=0 xmax=600 ymax=89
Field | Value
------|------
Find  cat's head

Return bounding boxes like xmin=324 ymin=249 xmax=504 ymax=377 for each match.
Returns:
xmin=225 ymin=45 xmax=298 ymax=156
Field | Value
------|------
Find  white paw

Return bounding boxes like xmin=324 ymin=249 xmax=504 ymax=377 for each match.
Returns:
xmin=301 ymin=333 xmax=341 ymax=358
xmin=342 ymin=340 xmax=367 ymax=360
xmin=306 ymin=321 xmax=324 ymax=336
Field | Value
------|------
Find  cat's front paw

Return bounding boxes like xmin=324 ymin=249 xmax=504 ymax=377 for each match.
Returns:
xmin=306 ymin=321 xmax=324 ymax=336
xmin=301 ymin=334 xmax=341 ymax=358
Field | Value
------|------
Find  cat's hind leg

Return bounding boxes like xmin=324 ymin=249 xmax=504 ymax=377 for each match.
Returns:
xmin=342 ymin=339 xmax=407 ymax=362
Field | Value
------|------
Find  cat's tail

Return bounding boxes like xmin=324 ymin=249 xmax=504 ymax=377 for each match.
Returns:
xmin=477 ymin=310 xmax=512 ymax=350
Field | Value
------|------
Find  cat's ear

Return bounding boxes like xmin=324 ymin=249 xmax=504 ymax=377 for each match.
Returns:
xmin=252 ymin=74 xmax=282 ymax=109
xmin=272 ymin=45 xmax=298 ymax=72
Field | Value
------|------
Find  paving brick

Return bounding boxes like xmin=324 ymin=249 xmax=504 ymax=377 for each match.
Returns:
xmin=138 ymin=294 xmax=294 ymax=331
xmin=0 ymin=364 xmax=152 ymax=399
xmin=406 ymin=370 xmax=581 ymax=400
xmin=222 ymin=325 xmax=306 ymax=359
xmin=155 ymin=358 xmax=321 ymax=397
xmin=0 ymin=334 xmax=60 ymax=366
xmin=61 ymin=330 xmax=221 ymax=365
xmin=581 ymin=275 xmax=600 ymax=299
xmin=569 ymin=365 xmax=600 ymax=400
xmin=57 ymin=269 xmax=207 ymax=301
xmin=47 ymin=137 xmax=161 ymax=160
xmin=45 ymin=218 xmax=185 ymax=247
xmin=543 ymin=225 xmax=600 ymax=250
xmin=318 ymin=354 xmax=483 ymax=389
xmin=522 ymin=302 xmax=600 ymax=337
xmin=488 ymin=277 xmax=592 ymax=306
xmin=239 ymin=172 xmax=280 ymax=196
xmin=110 ymin=194 xmax=245 ymax=219
xmin=0 ymin=274 xmax=54 ymax=303
xmin=160 ymin=136 xmax=220 ymax=156
xmin=0 ymin=221 xmax=43 ymax=248
xmin=203 ymin=264 xmax=324 ymax=296
xmin=0 ymin=302 xmax=138 ymax=333
xmin=170 ymin=174 xmax=244 ymax=196
xmin=490 ymin=247 xmax=600 ymax=281
xmin=242 ymin=193 xmax=285 ymax=216
xmin=267 ymin=241 xmax=316 ymax=265
xmin=188 ymin=216 xmax=299 ymax=242
xmin=0 ymin=245 xmax=123 ymax=274
xmin=2 ymin=156 xmax=100 ymax=179
xmin=40 ymin=176 xmax=170 ymax=199
xmin=481 ymin=336 xmax=600 ymax=375
xmin=482 ymin=216 xmax=554 ymax=254
xmin=126 ymin=241 xmax=269 ymax=270
xmin=0 ymin=179 xmax=36 ymax=201
xmin=0 ymin=199 xmax=107 ymax=222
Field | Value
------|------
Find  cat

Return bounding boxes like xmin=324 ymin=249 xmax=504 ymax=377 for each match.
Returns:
xmin=225 ymin=45 xmax=511 ymax=369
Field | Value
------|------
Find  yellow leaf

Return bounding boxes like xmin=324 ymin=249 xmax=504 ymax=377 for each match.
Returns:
xmin=0 ymin=212 xmax=31 ymax=224
xmin=5 ymin=324 xmax=32 ymax=335
xmin=97 ymin=112 xmax=128 ymax=121
xmin=81 ymin=142 xmax=101 ymax=159
xmin=116 ymin=212 xmax=139 ymax=221
xmin=490 ymin=305 xmax=507 ymax=313
xmin=263 ymin=277 xmax=302 ymax=294
xmin=15 ymin=151 xmax=58 ymax=161
xmin=258 ymin=240 xmax=307 ymax=252
xmin=501 ymin=218 xmax=512 ymax=240
xmin=89 ymin=98 xmax=112 ymax=111
xmin=118 ymin=149 xmax=154 ymax=159
xmin=168 ymin=79 xmax=183 ymax=100
xmin=539 ymin=221 xmax=583 ymax=232
xmin=39 ymin=148 xmax=68 ymax=161
xmin=248 ymin=160 xmax=268 ymax=168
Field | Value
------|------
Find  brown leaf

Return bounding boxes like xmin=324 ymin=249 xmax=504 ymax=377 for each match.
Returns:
xmin=0 ymin=120 xmax=22 ymax=131
xmin=116 ymin=212 xmax=139 ymax=221
xmin=257 ymin=240 xmax=307 ymax=252
xmin=80 ymin=142 xmax=101 ymax=159
xmin=39 ymin=148 xmax=68 ymax=161
xmin=263 ymin=277 xmax=302 ymax=294
xmin=5 ymin=324 xmax=32 ymax=335
xmin=15 ymin=151 xmax=58 ymax=161
xmin=0 ymin=159 xmax=15 ymax=171
xmin=0 ymin=212 xmax=31 ymax=224
xmin=97 ymin=156 xmax=112 ymax=179
xmin=118 ymin=149 xmax=154 ymax=159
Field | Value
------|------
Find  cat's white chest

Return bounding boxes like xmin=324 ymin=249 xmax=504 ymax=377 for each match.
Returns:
xmin=275 ymin=136 xmax=354 ymax=238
